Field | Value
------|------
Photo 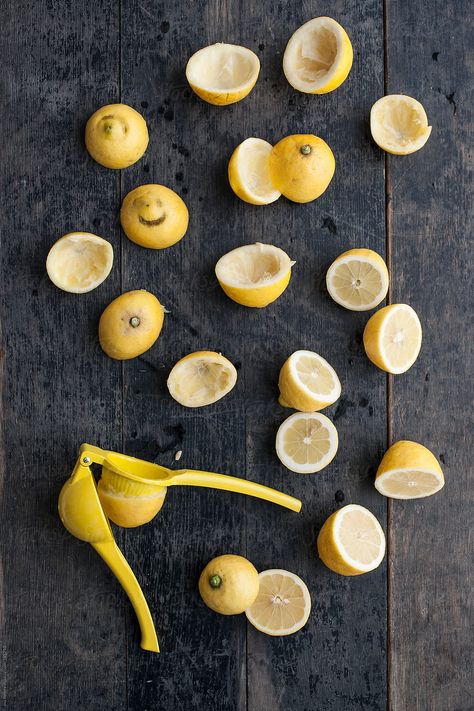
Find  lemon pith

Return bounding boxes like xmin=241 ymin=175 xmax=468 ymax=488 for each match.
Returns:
xmin=228 ymin=137 xmax=281 ymax=205
xmin=245 ymin=569 xmax=311 ymax=636
xmin=215 ymin=243 xmax=294 ymax=307
xmin=276 ymin=412 xmax=338 ymax=474
xmin=199 ymin=555 xmax=260 ymax=615
xmin=278 ymin=350 xmax=341 ymax=411
xmin=326 ymin=248 xmax=389 ymax=311
xmin=269 ymin=134 xmax=335 ymax=203
xmin=186 ymin=43 xmax=260 ymax=106
xmin=375 ymin=440 xmax=444 ymax=499
xmin=283 ymin=17 xmax=353 ymax=94
xmin=317 ymin=504 xmax=386 ymax=576
xmin=363 ymin=303 xmax=422 ymax=374
xmin=46 ymin=232 xmax=113 ymax=293
xmin=99 ymin=289 xmax=165 ymax=360
xmin=370 ymin=95 xmax=432 ymax=155
xmin=167 ymin=351 xmax=237 ymax=407
xmin=85 ymin=103 xmax=149 ymax=169
xmin=120 ymin=184 xmax=189 ymax=249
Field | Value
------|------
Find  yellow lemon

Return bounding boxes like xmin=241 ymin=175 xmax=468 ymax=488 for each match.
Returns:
xmin=199 ymin=554 xmax=260 ymax=615
xmin=99 ymin=289 xmax=164 ymax=360
xmin=46 ymin=232 xmax=113 ymax=293
xmin=317 ymin=504 xmax=386 ymax=576
xmin=370 ymin=95 xmax=432 ymax=155
xmin=245 ymin=569 xmax=311 ymax=636
xmin=375 ymin=440 xmax=444 ymax=499
xmin=278 ymin=350 xmax=341 ymax=411
xmin=228 ymin=138 xmax=281 ymax=205
xmin=269 ymin=134 xmax=335 ymax=203
xmin=167 ymin=351 xmax=237 ymax=407
xmin=215 ymin=243 xmax=294 ymax=308
xmin=186 ymin=43 xmax=260 ymax=106
xmin=120 ymin=184 xmax=189 ymax=249
xmin=85 ymin=103 xmax=149 ymax=169
xmin=283 ymin=17 xmax=353 ymax=94
xmin=97 ymin=467 xmax=167 ymax=528
xmin=275 ymin=412 xmax=338 ymax=474
xmin=326 ymin=248 xmax=389 ymax=311
xmin=363 ymin=303 xmax=422 ymax=374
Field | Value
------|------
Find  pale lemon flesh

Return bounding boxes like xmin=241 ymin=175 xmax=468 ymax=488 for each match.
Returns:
xmin=186 ymin=43 xmax=260 ymax=105
xmin=276 ymin=412 xmax=338 ymax=474
xmin=167 ymin=351 xmax=237 ymax=407
xmin=279 ymin=350 xmax=341 ymax=411
xmin=370 ymin=95 xmax=432 ymax=155
xmin=46 ymin=232 xmax=113 ymax=293
xmin=245 ymin=569 xmax=311 ymax=636
xmin=228 ymin=137 xmax=281 ymax=205
xmin=326 ymin=249 xmax=389 ymax=311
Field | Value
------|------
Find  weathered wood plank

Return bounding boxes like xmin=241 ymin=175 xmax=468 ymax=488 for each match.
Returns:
xmin=0 ymin=1 xmax=126 ymax=709
xmin=386 ymin=1 xmax=473 ymax=709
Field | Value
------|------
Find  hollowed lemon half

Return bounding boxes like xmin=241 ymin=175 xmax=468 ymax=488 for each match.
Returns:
xmin=370 ymin=95 xmax=432 ymax=155
xmin=215 ymin=243 xmax=295 ymax=308
xmin=283 ymin=17 xmax=353 ymax=94
xmin=167 ymin=351 xmax=237 ymax=408
xmin=228 ymin=138 xmax=281 ymax=205
xmin=326 ymin=248 xmax=389 ymax=311
xmin=363 ymin=303 xmax=422 ymax=374
xmin=278 ymin=350 xmax=341 ymax=412
xmin=276 ymin=412 xmax=338 ymax=474
xmin=46 ymin=232 xmax=113 ymax=293
xmin=186 ymin=43 xmax=260 ymax=106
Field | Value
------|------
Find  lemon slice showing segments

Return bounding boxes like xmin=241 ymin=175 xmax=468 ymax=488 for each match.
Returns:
xmin=370 ymin=95 xmax=432 ymax=155
xmin=167 ymin=351 xmax=237 ymax=408
xmin=228 ymin=138 xmax=281 ymax=205
xmin=278 ymin=350 xmax=341 ymax=412
xmin=46 ymin=232 xmax=113 ymax=293
xmin=276 ymin=412 xmax=338 ymax=474
xmin=363 ymin=303 xmax=422 ymax=374
xmin=326 ymin=248 xmax=389 ymax=311
xmin=245 ymin=569 xmax=311 ymax=636
xmin=186 ymin=43 xmax=260 ymax=106
xmin=317 ymin=504 xmax=386 ymax=576
xmin=283 ymin=17 xmax=353 ymax=94
xmin=375 ymin=440 xmax=444 ymax=499
xmin=215 ymin=243 xmax=295 ymax=308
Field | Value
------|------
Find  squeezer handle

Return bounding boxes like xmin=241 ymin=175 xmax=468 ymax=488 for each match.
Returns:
xmin=171 ymin=470 xmax=302 ymax=512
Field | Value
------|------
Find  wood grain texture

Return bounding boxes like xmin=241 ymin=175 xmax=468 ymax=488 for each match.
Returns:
xmin=386 ymin=1 xmax=474 ymax=710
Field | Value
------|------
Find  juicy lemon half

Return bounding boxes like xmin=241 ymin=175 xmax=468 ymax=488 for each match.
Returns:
xmin=283 ymin=17 xmax=353 ymax=94
xmin=186 ymin=43 xmax=260 ymax=106
xmin=278 ymin=350 xmax=341 ymax=412
xmin=375 ymin=440 xmax=444 ymax=499
xmin=370 ymin=95 xmax=432 ymax=155
xmin=317 ymin=504 xmax=386 ymax=576
xmin=215 ymin=243 xmax=294 ymax=308
xmin=228 ymin=138 xmax=281 ymax=205
xmin=276 ymin=412 xmax=338 ymax=474
xmin=363 ymin=303 xmax=422 ymax=374
xmin=46 ymin=232 xmax=113 ymax=293
xmin=269 ymin=134 xmax=335 ymax=203
xmin=326 ymin=248 xmax=389 ymax=311
xmin=85 ymin=103 xmax=149 ymax=169
xmin=167 ymin=351 xmax=237 ymax=407
xmin=245 ymin=569 xmax=311 ymax=636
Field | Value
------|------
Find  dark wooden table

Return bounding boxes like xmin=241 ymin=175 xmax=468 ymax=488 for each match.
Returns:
xmin=1 ymin=1 xmax=472 ymax=710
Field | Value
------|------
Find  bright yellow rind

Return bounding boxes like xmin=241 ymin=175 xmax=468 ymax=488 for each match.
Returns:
xmin=375 ymin=440 xmax=444 ymax=499
xmin=99 ymin=289 xmax=164 ymax=360
xmin=370 ymin=95 xmax=432 ymax=155
xmin=283 ymin=17 xmax=353 ymax=94
xmin=199 ymin=555 xmax=260 ymax=615
xmin=85 ymin=103 xmax=149 ymax=169
xmin=120 ymin=184 xmax=189 ymax=249
xmin=186 ymin=43 xmax=260 ymax=106
xmin=167 ymin=350 xmax=237 ymax=407
xmin=278 ymin=351 xmax=341 ymax=411
xmin=269 ymin=134 xmax=335 ymax=203
xmin=98 ymin=478 xmax=166 ymax=528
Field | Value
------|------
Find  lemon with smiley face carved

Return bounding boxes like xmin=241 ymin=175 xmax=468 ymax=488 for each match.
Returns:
xmin=85 ymin=103 xmax=149 ymax=169
xmin=120 ymin=184 xmax=189 ymax=249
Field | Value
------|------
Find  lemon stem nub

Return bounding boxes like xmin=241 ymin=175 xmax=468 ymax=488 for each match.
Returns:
xmin=300 ymin=144 xmax=312 ymax=155
xmin=209 ymin=574 xmax=222 ymax=588
xmin=104 ymin=124 xmax=113 ymax=134
xmin=129 ymin=316 xmax=140 ymax=328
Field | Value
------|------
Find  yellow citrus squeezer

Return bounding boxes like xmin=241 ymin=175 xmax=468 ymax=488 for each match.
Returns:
xmin=58 ymin=443 xmax=301 ymax=653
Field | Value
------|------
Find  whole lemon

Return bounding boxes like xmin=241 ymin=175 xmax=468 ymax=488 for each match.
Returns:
xmin=120 ymin=184 xmax=189 ymax=249
xmin=98 ymin=289 xmax=164 ymax=360
xmin=199 ymin=554 xmax=260 ymax=615
xmin=269 ymin=134 xmax=335 ymax=203
xmin=85 ymin=103 xmax=149 ymax=169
